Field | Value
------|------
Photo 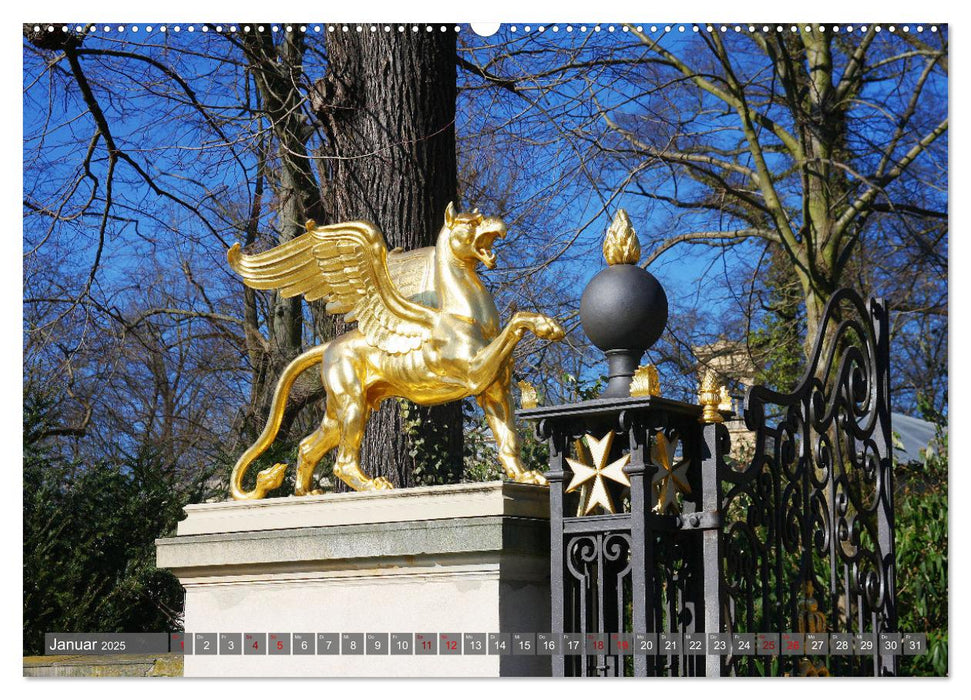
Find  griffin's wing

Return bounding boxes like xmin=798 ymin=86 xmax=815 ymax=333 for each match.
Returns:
xmin=387 ymin=246 xmax=438 ymax=308
xmin=228 ymin=221 xmax=435 ymax=355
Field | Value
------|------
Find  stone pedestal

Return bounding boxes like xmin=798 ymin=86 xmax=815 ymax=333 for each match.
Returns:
xmin=156 ymin=482 xmax=551 ymax=677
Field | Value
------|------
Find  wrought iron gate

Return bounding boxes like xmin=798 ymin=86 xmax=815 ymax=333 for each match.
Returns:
xmin=520 ymin=288 xmax=897 ymax=677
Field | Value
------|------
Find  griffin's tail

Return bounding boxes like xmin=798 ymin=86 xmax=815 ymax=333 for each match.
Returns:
xmin=230 ymin=345 xmax=327 ymax=500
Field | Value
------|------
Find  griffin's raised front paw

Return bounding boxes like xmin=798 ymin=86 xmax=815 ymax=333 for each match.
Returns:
xmin=532 ymin=316 xmax=565 ymax=341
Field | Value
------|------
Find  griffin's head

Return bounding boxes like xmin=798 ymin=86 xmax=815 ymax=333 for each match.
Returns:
xmin=442 ymin=201 xmax=506 ymax=270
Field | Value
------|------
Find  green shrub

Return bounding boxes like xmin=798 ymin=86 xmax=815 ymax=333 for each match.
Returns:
xmin=23 ymin=391 xmax=215 ymax=656
xmin=893 ymin=426 xmax=948 ymax=676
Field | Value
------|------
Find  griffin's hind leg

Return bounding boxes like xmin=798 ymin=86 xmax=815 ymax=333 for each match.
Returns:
xmin=294 ymin=413 xmax=340 ymax=496
xmin=332 ymin=393 xmax=393 ymax=492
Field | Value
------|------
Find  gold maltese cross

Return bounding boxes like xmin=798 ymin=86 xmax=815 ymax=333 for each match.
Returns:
xmin=651 ymin=432 xmax=691 ymax=514
xmin=566 ymin=432 xmax=631 ymax=515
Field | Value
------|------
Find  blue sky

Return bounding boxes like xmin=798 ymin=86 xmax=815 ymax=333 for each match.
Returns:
xmin=22 ymin=21 xmax=949 ymax=413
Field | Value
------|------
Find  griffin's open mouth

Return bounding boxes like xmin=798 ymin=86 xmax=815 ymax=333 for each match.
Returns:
xmin=474 ymin=244 xmax=498 ymax=269
xmin=473 ymin=219 xmax=506 ymax=269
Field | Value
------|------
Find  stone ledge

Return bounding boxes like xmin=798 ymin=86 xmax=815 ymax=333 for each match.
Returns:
xmin=158 ymin=515 xmax=550 ymax=579
xmin=176 ymin=481 xmax=549 ymax=536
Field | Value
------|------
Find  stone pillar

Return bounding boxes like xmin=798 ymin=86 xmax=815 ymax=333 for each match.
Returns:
xmin=156 ymin=482 xmax=550 ymax=677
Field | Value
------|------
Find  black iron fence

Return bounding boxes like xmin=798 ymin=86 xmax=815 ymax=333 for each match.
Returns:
xmin=520 ymin=288 xmax=896 ymax=677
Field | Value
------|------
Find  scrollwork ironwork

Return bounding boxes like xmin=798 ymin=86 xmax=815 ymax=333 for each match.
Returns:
xmin=564 ymin=532 xmax=633 ymax=676
xmin=720 ymin=289 xmax=896 ymax=676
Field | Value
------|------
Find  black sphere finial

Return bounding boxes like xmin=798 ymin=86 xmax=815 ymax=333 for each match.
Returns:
xmin=579 ymin=210 xmax=668 ymax=398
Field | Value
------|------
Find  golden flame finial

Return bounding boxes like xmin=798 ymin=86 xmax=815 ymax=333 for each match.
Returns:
xmin=603 ymin=209 xmax=641 ymax=265
xmin=698 ymin=368 xmax=726 ymax=424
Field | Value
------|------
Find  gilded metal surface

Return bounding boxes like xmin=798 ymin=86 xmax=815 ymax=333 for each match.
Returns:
xmin=227 ymin=203 xmax=565 ymax=498
xmin=797 ymin=581 xmax=827 ymax=634
xmin=717 ymin=385 xmax=734 ymax=412
xmin=565 ymin=432 xmax=631 ymax=515
xmin=629 ymin=364 xmax=660 ymax=397
xmin=386 ymin=246 xmax=437 ymax=307
xmin=517 ymin=380 xmax=539 ymax=409
xmin=602 ymin=209 xmax=641 ymax=265
xmin=650 ymin=432 xmax=691 ymax=514
xmin=795 ymin=582 xmax=831 ymax=678
xmin=698 ymin=368 xmax=725 ymax=423
xmin=795 ymin=659 xmax=831 ymax=677
xmin=570 ymin=438 xmax=593 ymax=517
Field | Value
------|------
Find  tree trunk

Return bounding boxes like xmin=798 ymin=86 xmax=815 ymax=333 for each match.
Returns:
xmin=315 ymin=29 xmax=464 ymax=488
xmin=240 ymin=30 xmax=329 ymax=441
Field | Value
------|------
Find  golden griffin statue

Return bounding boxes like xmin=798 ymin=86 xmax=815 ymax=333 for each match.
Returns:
xmin=227 ymin=203 xmax=565 ymax=499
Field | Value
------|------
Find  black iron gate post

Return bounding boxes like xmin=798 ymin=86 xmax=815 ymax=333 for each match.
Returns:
xmin=524 ymin=397 xmax=716 ymax=677
xmin=626 ymin=415 xmax=657 ymax=677
xmin=546 ymin=429 xmax=568 ymax=677
xmin=700 ymin=421 xmax=726 ymax=677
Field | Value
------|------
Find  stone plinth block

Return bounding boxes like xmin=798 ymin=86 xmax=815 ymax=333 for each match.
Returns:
xmin=156 ymin=482 xmax=550 ymax=677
